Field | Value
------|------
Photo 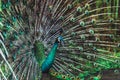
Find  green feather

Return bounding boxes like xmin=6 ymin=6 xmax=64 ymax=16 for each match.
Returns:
xmin=34 ymin=41 xmax=45 ymax=66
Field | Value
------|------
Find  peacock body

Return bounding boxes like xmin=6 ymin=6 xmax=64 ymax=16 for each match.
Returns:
xmin=0 ymin=0 xmax=120 ymax=80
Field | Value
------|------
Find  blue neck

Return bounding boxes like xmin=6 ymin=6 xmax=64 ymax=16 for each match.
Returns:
xmin=41 ymin=42 xmax=58 ymax=72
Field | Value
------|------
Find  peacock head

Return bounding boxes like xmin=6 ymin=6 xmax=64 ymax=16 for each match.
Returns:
xmin=55 ymin=36 xmax=64 ymax=46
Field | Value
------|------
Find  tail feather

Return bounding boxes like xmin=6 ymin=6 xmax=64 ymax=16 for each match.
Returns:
xmin=0 ymin=0 xmax=120 ymax=80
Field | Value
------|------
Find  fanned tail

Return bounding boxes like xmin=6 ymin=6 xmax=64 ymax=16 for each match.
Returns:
xmin=0 ymin=0 xmax=120 ymax=80
xmin=49 ymin=0 xmax=120 ymax=79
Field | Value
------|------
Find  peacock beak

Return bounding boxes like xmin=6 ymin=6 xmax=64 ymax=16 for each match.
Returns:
xmin=57 ymin=36 xmax=64 ymax=46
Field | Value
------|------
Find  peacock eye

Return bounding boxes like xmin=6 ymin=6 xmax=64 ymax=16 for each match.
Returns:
xmin=59 ymin=16 xmax=64 ymax=20
xmin=109 ymin=18 xmax=114 ymax=23
xmin=70 ymin=17 xmax=76 ymax=22
xmin=85 ymin=10 xmax=89 ymax=15
xmin=91 ymin=19 xmax=96 ymax=24
xmin=85 ymin=3 xmax=90 ymax=9
xmin=67 ymin=74 xmax=70 ymax=77
xmin=114 ymin=69 xmax=119 ymax=74
xmin=79 ymin=21 xmax=85 ymax=27
xmin=67 ymin=4 xmax=72 ymax=9
xmin=62 ymin=75 xmax=66 ymax=79
xmin=76 ymin=76 xmax=80 ymax=80
xmin=77 ymin=6 xmax=82 ymax=13
xmin=70 ymin=77 xmax=75 ymax=80
xmin=52 ymin=72 xmax=57 ymax=76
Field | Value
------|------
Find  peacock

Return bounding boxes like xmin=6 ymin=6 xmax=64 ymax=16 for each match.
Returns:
xmin=0 ymin=0 xmax=120 ymax=80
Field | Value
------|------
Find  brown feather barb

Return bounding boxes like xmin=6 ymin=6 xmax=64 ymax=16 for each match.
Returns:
xmin=0 ymin=0 xmax=120 ymax=80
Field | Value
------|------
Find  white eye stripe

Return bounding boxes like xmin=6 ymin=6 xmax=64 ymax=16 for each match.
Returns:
xmin=58 ymin=38 xmax=60 ymax=42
